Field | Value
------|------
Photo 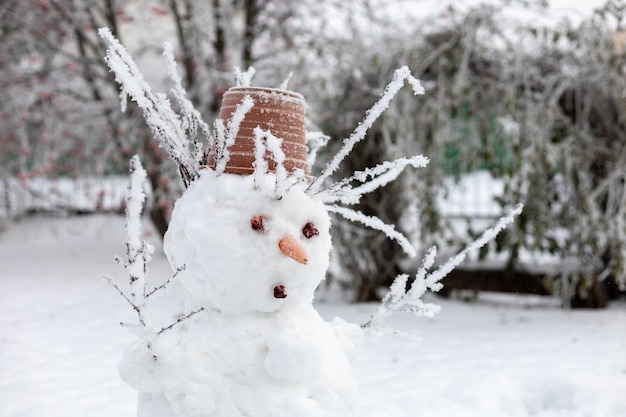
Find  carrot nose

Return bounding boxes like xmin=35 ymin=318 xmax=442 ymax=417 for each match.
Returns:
xmin=278 ymin=236 xmax=308 ymax=264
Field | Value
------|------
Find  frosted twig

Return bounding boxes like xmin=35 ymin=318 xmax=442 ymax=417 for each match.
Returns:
xmin=157 ymin=307 xmax=206 ymax=335
xmin=426 ymin=203 xmax=524 ymax=284
xmin=163 ymin=43 xmax=211 ymax=169
xmin=263 ymin=130 xmax=289 ymax=198
xmin=363 ymin=204 xmax=524 ymax=334
xmin=279 ymin=72 xmax=293 ymax=90
xmin=308 ymin=66 xmax=425 ymax=194
xmin=146 ymin=265 xmax=186 ymax=298
xmin=102 ymin=156 xmax=153 ymax=328
xmin=215 ymin=95 xmax=254 ymax=174
xmin=409 ymin=246 xmax=439 ymax=296
xmin=104 ymin=156 xmax=204 ymax=338
xmin=253 ymin=127 xmax=269 ymax=189
xmin=362 ymin=246 xmax=438 ymax=332
xmin=305 ymin=131 xmax=330 ymax=168
xmin=234 ymin=67 xmax=256 ymax=87
xmin=213 ymin=118 xmax=226 ymax=171
xmin=326 ymin=205 xmax=417 ymax=257
xmin=251 ymin=127 xmax=294 ymax=197
xmin=125 ymin=156 xmax=153 ymax=304
xmin=99 ymin=28 xmax=198 ymax=182
xmin=285 ymin=168 xmax=309 ymax=194
xmin=102 ymin=274 xmax=140 ymax=313
xmin=320 ymin=155 xmax=430 ymax=205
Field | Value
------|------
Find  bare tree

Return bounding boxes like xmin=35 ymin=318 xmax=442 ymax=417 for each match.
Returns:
xmin=0 ymin=0 xmax=336 ymax=234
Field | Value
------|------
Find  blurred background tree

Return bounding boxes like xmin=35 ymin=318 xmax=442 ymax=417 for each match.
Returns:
xmin=1 ymin=0 xmax=624 ymax=306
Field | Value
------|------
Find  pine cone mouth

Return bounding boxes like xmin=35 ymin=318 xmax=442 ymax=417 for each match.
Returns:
xmin=273 ymin=285 xmax=287 ymax=299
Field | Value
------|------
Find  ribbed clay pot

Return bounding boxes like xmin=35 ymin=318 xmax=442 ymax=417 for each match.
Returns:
xmin=208 ymin=87 xmax=309 ymax=175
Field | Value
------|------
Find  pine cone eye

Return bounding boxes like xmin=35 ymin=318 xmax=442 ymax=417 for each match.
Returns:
xmin=302 ymin=222 xmax=319 ymax=239
xmin=251 ymin=215 xmax=266 ymax=232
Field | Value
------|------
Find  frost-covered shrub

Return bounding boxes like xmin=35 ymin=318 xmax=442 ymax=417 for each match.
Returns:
xmin=315 ymin=2 xmax=625 ymax=305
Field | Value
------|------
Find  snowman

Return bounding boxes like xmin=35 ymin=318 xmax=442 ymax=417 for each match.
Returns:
xmin=101 ymin=37 xmax=523 ymax=415
xmin=118 ymin=87 xmax=364 ymax=417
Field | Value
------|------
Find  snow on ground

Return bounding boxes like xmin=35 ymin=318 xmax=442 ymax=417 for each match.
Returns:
xmin=1 ymin=215 xmax=625 ymax=417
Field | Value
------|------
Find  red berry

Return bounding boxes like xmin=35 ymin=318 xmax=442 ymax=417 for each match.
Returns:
xmin=302 ymin=222 xmax=319 ymax=239
xmin=251 ymin=215 xmax=266 ymax=232
xmin=273 ymin=285 xmax=287 ymax=299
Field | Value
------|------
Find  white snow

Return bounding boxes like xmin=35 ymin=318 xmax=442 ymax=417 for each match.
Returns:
xmin=1 ymin=214 xmax=625 ymax=417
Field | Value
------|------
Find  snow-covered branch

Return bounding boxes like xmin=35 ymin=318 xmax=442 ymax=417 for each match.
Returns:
xmin=308 ymin=66 xmax=425 ymax=194
xmin=305 ymin=131 xmax=330 ymax=168
xmin=252 ymin=127 xmax=290 ymax=198
xmin=279 ymin=72 xmax=294 ymax=90
xmin=252 ymin=128 xmax=269 ymax=189
xmin=98 ymin=28 xmax=203 ymax=186
xmin=146 ymin=265 xmax=186 ymax=298
xmin=157 ymin=307 xmax=205 ymax=335
xmin=363 ymin=203 xmax=524 ymax=335
xmin=326 ymin=205 xmax=417 ymax=258
xmin=234 ymin=67 xmax=256 ymax=87
xmin=214 ymin=95 xmax=255 ymax=174
xmin=101 ymin=155 xmax=154 ymax=329
xmin=320 ymin=155 xmax=430 ymax=205
xmin=102 ymin=156 xmax=200 ymax=336
xmin=125 ymin=156 xmax=152 ymax=305
xmin=163 ymin=43 xmax=211 ymax=171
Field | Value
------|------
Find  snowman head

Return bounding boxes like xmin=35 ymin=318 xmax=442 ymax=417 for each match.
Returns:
xmin=163 ymin=169 xmax=331 ymax=314
xmin=163 ymin=79 xmax=425 ymax=313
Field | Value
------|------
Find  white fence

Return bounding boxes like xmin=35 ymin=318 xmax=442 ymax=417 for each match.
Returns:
xmin=1 ymin=171 xmax=505 ymax=219
xmin=0 ymin=176 xmax=130 ymax=220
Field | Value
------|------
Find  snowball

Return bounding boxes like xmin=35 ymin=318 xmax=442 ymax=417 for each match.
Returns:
xmin=164 ymin=169 xmax=332 ymax=314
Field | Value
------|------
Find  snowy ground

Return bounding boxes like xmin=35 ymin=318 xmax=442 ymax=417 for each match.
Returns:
xmin=1 ymin=214 xmax=625 ymax=417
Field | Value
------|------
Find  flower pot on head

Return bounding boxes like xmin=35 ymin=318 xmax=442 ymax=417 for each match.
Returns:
xmin=208 ymin=87 xmax=309 ymax=176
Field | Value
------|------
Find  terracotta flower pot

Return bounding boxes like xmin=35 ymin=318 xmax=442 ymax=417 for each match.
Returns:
xmin=208 ymin=87 xmax=309 ymax=176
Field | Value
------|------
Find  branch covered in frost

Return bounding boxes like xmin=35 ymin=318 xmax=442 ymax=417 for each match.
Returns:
xmin=102 ymin=156 xmax=200 ymax=336
xmin=214 ymin=95 xmax=255 ymax=174
xmin=305 ymin=131 xmax=330 ymax=168
xmin=279 ymin=72 xmax=294 ymax=90
xmin=363 ymin=203 xmax=524 ymax=335
xmin=306 ymin=70 xmax=427 ymax=257
xmin=253 ymin=127 xmax=290 ymax=198
xmin=308 ymin=66 xmax=425 ymax=194
xmin=125 ymin=155 xmax=153 ymax=306
xmin=146 ymin=265 xmax=186 ymax=298
xmin=252 ymin=128 xmax=269 ymax=189
xmin=98 ymin=28 xmax=201 ymax=185
xmin=163 ymin=43 xmax=211 ymax=169
xmin=234 ymin=67 xmax=256 ymax=87
xmin=326 ymin=205 xmax=417 ymax=257
xmin=157 ymin=307 xmax=205 ymax=335
xmin=101 ymin=155 xmax=154 ymax=329
xmin=320 ymin=155 xmax=430 ymax=205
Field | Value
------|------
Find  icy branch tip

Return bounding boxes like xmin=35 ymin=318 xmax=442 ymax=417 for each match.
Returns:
xmin=234 ymin=67 xmax=257 ymax=87
xmin=98 ymin=27 xmax=112 ymax=38
xmin=396 ymin=65 xmax=425 ymax=95
xmin=363 ymin=203 xmax=524 ymax=335
xmin=308 ymin=66 xmax=425 ymax=194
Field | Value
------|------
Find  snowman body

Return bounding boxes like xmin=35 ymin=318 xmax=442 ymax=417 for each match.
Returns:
xmin=119 ymin=169 xmax=363 ymax=417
